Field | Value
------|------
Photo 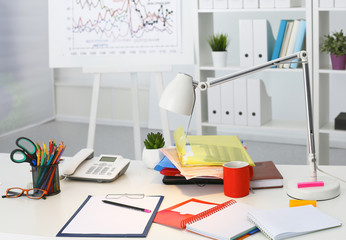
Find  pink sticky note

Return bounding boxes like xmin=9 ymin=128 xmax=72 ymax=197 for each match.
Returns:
xmin=297 ymin=181 xmax=324 ymax=188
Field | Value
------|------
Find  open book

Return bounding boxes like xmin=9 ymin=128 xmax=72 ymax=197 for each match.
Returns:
xmin=154 ymin=198 xmax=258 ymax=240
xmin=247 ymin=205 xmax=342 ymax=240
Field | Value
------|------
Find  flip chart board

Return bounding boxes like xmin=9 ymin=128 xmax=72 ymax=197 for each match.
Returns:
xmin=49 ymin=0 xmax=194 ymax=68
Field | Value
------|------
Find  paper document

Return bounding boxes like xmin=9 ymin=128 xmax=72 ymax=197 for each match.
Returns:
xmin=161 ymin=148 xmax=223 ymax=179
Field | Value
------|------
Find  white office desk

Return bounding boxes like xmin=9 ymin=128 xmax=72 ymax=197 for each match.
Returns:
xmin=0 ymin=153 xmax=345 ymax=240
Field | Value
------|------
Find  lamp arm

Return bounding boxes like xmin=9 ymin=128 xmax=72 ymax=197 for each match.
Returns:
xmin=197 ymin=50 xmax=317 ymax=180
xmin=198 ymin=51 xmax=307 ymax=90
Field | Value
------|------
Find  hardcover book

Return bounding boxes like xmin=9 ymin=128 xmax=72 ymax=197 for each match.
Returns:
xmin=250 ymin=161 xmax=283 ymax=189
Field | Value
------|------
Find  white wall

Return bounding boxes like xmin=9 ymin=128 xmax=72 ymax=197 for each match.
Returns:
xmin=54 ymin=65 xmax=197 ymax=132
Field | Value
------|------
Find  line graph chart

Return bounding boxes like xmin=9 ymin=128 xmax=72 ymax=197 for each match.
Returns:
xmin=49 ymin=0 xmax=193 ymax=68
xmin=64 ymin=0 xmax=181 ymax=56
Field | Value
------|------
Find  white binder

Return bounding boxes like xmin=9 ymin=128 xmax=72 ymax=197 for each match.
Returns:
xmin=319 ymin=0 xmax=334 ymax=8
xmin=247 ymin=79 xmax=272 ymax=126
xmin=239 ymin=19 xmax=254 ymax=67
xmin=335 ymin=0 xmax=346 ymax=8
xmin=253 ymin=19 xmax=268 ymax=65
xmin=275 ymin=0 xmax=301 ymax=8
xmin=214 ymin=0 xmax=228 ymax=8
xmin=221 ymin=81 xmax=235 ymax=125
xmin=234 ymin=78 xmax=247 ymax=126
xmin=244 ymin=0 xmax=259 ymax=8
xmin=283 ymin=19 xmax=300 ymax=68
xmin=228 ymin=0 xmax=243 ymax=8
xmin=207 ymin=79 xmax=221 ymax=124
xmin=199 ymin=0 xmax=213 ymax=9
xmin=260 ymin=0 xmax=275 ymax=8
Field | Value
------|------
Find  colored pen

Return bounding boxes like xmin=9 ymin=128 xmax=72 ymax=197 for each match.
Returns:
xmin=102 ymin=200 xmax=151 ymax=213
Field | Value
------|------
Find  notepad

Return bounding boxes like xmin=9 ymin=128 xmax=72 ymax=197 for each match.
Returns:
xmin=57 ymin=195 xmax=163 ymax=238
xmin=247 ymin=205 xmax=342 ymax=240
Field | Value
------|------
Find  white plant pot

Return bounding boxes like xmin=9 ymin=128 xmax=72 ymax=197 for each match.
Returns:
xmin=212 ymin=51 xmax=227 ymax=67
xmin=142 ymin=148 xmax=164 ymax=169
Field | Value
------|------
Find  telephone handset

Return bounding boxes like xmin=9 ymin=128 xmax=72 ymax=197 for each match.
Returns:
xmin=61 ymin=148 xmax=130 ymax=183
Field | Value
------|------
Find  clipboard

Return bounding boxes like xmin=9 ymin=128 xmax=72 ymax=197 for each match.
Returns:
xmin=57 ymin=195 xmax=164 ymax=238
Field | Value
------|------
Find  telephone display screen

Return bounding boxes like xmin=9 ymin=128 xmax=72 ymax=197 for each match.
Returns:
xmin=99 ymin=156 xmax=117 ymax=162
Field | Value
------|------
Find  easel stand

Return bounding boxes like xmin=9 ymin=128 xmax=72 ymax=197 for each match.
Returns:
xmin=83 ymin=66 xmax=172 ymax=160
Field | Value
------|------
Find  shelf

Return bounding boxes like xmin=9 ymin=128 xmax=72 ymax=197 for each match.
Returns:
xmin=198 ymin=8 xmax=306 ymax=13
xmin=194 ymin=1 xmax=346 ymax=161
xmin=200 ymin=65 xmax=304 ymax=73
xmin=319 ymin=8 xmax=346 ymax=12
xmin=319 ymin=68 xmax=346 ymax=75
xmin=201 ymin=120 xmax=307 ymax=132
xmin=320 ymin=122 xmax=346 ymax=135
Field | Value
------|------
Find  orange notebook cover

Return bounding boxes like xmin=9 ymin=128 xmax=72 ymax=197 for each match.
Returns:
xmin=154 ymin=198 xmax=223 ymax=229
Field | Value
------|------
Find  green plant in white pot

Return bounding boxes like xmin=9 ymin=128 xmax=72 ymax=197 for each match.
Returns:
xmin=320 ymin=29 xmax=346 ymax=70
xmin=208 ymin=33 xmax=230 ymax=67
xmin=142 ymin=132 xmax=165 ymax=168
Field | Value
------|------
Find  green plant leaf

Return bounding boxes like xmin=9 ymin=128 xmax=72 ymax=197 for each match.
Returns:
xmin=143 ymin=132 xmax=165 ymax=149
xmin=207 ymin=33 xmax=230 ymax=52
xmin=320 ymin=29 xmax=346 ymax=56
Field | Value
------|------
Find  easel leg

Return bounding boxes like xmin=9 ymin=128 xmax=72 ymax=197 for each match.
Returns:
xmin=131 ymin=73 xmax=142 ymax=160
xmin=154 ymin=72 xmax=172 ymax=147
xmin=87 ymin=73 xmax=101 ymax=149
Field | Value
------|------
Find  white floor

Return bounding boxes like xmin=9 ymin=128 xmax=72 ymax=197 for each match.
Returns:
xmin=0 ymin=120 xmax=345 ymax=165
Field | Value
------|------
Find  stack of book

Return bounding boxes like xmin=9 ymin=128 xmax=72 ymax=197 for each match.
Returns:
xmin=271 ymin=19 xmax=306 ymax=69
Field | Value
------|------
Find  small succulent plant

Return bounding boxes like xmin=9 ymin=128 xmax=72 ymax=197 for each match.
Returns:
xmin=144 ymin=132 xmax=165 ymax=149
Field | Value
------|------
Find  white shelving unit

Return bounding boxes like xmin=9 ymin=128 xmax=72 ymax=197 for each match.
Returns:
xmin=312 ymin=1 xmax=346 ymax=165
xmin=193 ymin=1 xmax=316 ymax=161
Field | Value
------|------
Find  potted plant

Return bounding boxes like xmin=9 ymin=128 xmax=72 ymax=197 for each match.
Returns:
xmin=320 ymin=29 xmax=346 ymax=70
xmin=142 ymin=132 xmax=165 ymax=168
xmin=207 ymin=33 xmax=230 ymax=67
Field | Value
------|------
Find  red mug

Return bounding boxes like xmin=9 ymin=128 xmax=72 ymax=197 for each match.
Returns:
xmin=223 ymin=161 xmax=253 ymax=198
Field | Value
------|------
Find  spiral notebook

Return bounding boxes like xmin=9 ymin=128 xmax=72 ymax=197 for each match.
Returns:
xmin=154 ymin=198 xmax=220 ymax=229
xmin=185 ymin=200 xmax=258 ymax=240
xmin=247 ymin=205 xmax=342 ymax=240
xmin=155 ymin=198 xmax=258 ymax=240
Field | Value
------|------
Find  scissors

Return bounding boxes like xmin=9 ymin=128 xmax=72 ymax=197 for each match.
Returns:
xmin=10 ymin=137 xmax=37 ymax=166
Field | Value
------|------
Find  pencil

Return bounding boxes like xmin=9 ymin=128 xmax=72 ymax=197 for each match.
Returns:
xmin=102 ymin=200 xmax=151 ymax=213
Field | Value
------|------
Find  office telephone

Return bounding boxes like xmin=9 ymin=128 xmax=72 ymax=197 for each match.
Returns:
xmin=61 ymin=148 xmax=130 ymax=183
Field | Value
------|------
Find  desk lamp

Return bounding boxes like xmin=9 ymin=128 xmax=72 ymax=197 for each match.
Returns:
xmin=159 ymin=51 xmax=340 ymax=201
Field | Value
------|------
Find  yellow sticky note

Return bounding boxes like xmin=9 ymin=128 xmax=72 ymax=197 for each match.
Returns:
xmin=289 ymin=199 xmax=317 ymax=207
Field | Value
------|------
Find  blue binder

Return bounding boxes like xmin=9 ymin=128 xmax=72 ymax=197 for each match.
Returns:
xmin=271 ymin=19 xmax=288 ymax=67
xmin=290 ymin=20 xmax=306 ymax=69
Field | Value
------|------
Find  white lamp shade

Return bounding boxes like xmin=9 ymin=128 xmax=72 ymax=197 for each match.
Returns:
xmin=159 ymin=73 xmax=195 ymax=116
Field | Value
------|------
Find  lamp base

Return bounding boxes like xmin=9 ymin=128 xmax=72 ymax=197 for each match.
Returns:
xmin=286 ymin=176 xmax=340 ymax=201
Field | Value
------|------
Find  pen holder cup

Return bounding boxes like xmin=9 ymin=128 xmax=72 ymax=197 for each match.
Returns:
xmin=31 ymin=163 xmax=61 ymax=196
